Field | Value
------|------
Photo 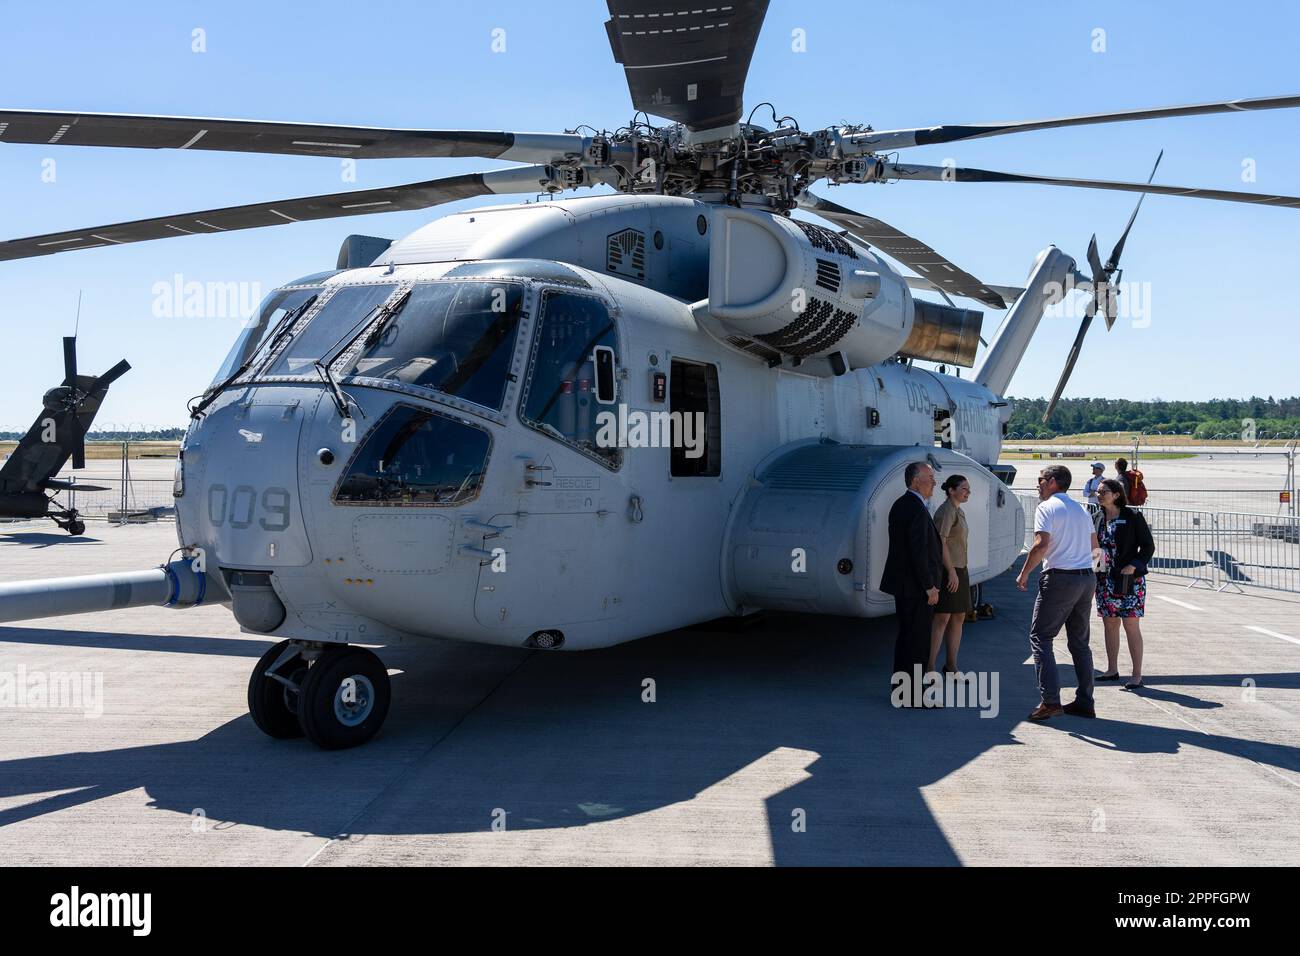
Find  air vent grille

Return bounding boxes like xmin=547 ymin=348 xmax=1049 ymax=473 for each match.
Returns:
xmin=794 ymin=220 xmax=858 ymax=259
xmin=756 ymin=298 xmax=834 ymax=351
xmin=725 ymin=335 xmax=783 ymax=364
xmin=606 ymin=228 xmax=646 ymax=280
xmin=815 ymin=258 xmax=841 ymax=293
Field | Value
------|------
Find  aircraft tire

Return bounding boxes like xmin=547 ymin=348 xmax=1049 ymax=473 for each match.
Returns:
xmin=67 ymin=521 xmax=86 ymax=536
xmin=297 ymin=646 xmax=391 ymax=750
xmin=248 ymin=640 xmax=307 ymax=739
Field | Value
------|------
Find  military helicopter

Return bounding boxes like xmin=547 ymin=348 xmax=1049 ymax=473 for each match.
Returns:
xmin=1 ymin=0 xmax=1298 ymax=748
xmin=0 ymin=336 xmax=129 ymax=535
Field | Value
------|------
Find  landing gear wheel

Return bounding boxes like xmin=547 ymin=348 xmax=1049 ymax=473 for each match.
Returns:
xmin=297 ymin=646 xmax=391 ymax=750
xmin=248 ymin=640 xmax=307 ymax=739
xmin=66 ymin=520 xmax=86 ymax=536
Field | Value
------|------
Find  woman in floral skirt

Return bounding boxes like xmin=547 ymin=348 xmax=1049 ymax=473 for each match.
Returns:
xmin=1093 ymin=478 xmax=1155 ymax=689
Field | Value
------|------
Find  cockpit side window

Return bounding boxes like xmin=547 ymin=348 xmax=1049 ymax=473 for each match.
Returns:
xmin=211 ymin=286 xmax=320 ymax=387
xmin=519 ymin=290 xmax=621 ymax=469
xmin=262 ymin=283 xmax=398 ymax=377
xmin=333 ymin=405 xmax=491 ymax=507
xmin=337 ymin=281 xmax=524 ymax=411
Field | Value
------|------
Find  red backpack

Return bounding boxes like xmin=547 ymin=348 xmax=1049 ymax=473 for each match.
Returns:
xmin=1126 ymin=469 xmax=1148 ymax=506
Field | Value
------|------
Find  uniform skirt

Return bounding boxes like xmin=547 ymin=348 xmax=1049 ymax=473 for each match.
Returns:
xmin=935 ymin=566 xmax=972 ymax=614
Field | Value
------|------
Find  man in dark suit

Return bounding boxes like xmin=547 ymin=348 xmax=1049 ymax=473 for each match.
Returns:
xmin=879 ymin=461 xmax=943 ymax=704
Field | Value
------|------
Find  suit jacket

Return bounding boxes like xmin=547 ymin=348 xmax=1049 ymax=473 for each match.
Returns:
xmin=880 ymin=491 xmax=943 ymax=598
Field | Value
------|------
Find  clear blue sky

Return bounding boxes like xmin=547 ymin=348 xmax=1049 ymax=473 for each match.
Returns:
xmin=2 ymin=0 xmax=1297 ymax=429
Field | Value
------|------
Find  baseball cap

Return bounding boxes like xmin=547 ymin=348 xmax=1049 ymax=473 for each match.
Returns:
xmin=1091 ymin=461 xmax=1104 ymax=469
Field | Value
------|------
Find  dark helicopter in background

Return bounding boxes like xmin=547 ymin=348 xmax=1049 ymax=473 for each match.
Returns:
xmin=0 ymin=336 xmax=129 ymax=535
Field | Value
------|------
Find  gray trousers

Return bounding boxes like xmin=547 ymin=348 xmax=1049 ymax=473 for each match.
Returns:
xmin=1028 ymin=570 xmax=1096 ymax=707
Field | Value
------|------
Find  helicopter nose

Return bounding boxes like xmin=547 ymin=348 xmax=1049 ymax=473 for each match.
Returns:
xmin=179 ymin=389 xmax=316 ymax=570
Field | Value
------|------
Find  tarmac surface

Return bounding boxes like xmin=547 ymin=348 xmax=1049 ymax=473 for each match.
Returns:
xmin=1 ymin=450 xmax=1298 ymax=866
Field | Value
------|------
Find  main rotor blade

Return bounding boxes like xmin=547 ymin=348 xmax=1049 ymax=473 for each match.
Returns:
xmin=91 ymin=359 xmax=131 ymax=393
xmin=62 ymin=336 xmax=77 ymax=386
xmin=798 ymin=191 xmax=1008 ymax=309
xmin=42 ymin=478 xmax=111 ymax=492
xmin=902 ymin=273 xmax=1025 ymax=307
xmin=604 ymin=0 xmax=769 ymax=135
xmin=67 ymin=410 xmax=87 ymax=470
xmin=880 ymin=162 xmax=1300 ymax=209
xmin=0 ymin=166 xmax=560 ymax=262
xmin=847 ymin=93 xmax=1300 ymax=152
xmin=0 ymin=109 xmax=583 ymax=164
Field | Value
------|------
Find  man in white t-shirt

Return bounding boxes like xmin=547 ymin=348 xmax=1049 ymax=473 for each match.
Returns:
xmin=1016 ymin=464 xmax=1101 ymax=721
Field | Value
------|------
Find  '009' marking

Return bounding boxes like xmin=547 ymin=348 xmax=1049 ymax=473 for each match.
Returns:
xmin=207 ymin=484 xmax=292 ymax=531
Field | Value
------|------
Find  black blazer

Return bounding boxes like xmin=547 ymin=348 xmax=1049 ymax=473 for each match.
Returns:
xmin=880 ymin=491 xmax=943 ymax=597
xmin=1095 ymin=505 xmax=1155 ymax=577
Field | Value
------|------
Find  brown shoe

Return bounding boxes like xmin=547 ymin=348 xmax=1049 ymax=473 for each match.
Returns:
xmin=1028 ymin=702 xmax=1064 ymax=721
xmin=1063 ymin=699 xmax=1096 ymax=718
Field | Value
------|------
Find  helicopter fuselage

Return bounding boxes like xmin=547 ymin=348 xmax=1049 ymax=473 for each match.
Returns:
xmin=175 ymin=194 xmax=1025 ymax=651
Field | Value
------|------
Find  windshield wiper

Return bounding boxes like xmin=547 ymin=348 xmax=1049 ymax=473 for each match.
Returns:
xmin=363 ymin=288 xmax=412 ymax=349
xmin=312 ymin=289 xmax=412 ymax=419
xmin=190 ymin=294 xmax=319 ymax=419
xmin=315 ymin=359 xmax=353 ymax=420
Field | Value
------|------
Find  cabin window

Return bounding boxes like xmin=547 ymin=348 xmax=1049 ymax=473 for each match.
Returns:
xmin=337 ymin=281 xmax=524 ymax=411
xmin=670 ymin=359 xmax=721 ymax=477
xmin=264 ymin=283 xmax=398 ymax=376
xmin=519 ymin=290 xmax=621 ymax=469
xmin=333 ymin=405 xmax=490 ymax=506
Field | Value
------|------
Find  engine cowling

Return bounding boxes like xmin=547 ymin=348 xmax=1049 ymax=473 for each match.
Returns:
xmin=705 ymin=206 xmax=910 ymax=369
xmin=702 ymin=206 xmax=983 ymax=371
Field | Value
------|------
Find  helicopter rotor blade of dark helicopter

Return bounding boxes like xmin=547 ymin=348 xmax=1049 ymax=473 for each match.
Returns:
xmin=90 ymin=359 xmax=132 ymax=393
xmin=66 ymin=406 xmax=88 ymax=470
xmin=604 ymin=0 xmax=770 ymax=135
xmin=0 ymin=166 xmax=576 ymax=262
xmin=0 ymin=109 xmax=584 ymax=164
xmin=62 ymin=336 xmax=78 ymax=386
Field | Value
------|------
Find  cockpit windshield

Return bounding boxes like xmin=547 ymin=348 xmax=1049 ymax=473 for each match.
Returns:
xmin=210 ymin=286 xmax=320 ymax=388
xmin=337 ymin=281 xmax=525 ymax=411
xmin=263 ymin=283 xmax=399 ymax=377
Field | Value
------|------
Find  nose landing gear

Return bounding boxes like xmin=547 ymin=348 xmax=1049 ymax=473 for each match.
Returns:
xmin=247 ymin=640 xmax=392 ymax=749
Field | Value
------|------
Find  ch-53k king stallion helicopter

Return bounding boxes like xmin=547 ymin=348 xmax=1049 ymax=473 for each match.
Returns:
xmin=2 ymin=0 xmax=1299 ymax=748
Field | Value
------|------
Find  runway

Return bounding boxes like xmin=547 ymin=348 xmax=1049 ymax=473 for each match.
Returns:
xmin=1 ymin=519 xmax=1297 ymax=866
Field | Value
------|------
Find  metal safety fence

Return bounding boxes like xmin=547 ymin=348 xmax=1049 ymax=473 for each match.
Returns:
xmin=1134 ymin=488 xmax=1293 ymax=516
xmin=1016 ymin=492 xmax=1300 ymax=595
xmin=63 ymin=479 xmax=176 ymax=520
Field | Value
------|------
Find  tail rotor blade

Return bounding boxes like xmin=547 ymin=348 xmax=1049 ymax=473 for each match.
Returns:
xmin=62 ymin=336 xmax=78 ymax=386
xmin=1106 ymin=149 xmax=1163 ymax=272
xmin=1042 ymin=309 xmax=1098 ymax=424
xmin=1085 ymin=234 xmax=1103 ymax=280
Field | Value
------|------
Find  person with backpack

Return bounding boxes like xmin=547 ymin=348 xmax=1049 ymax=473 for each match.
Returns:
xmin=1114 ymin=458 xmax=1149 ymax=506
xmin=1093 ymin=478 xmax=1155 ymax=689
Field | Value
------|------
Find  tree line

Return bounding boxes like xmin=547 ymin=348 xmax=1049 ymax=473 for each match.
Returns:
xmin=1006 ymin=396 xmax=1300 ymax=439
